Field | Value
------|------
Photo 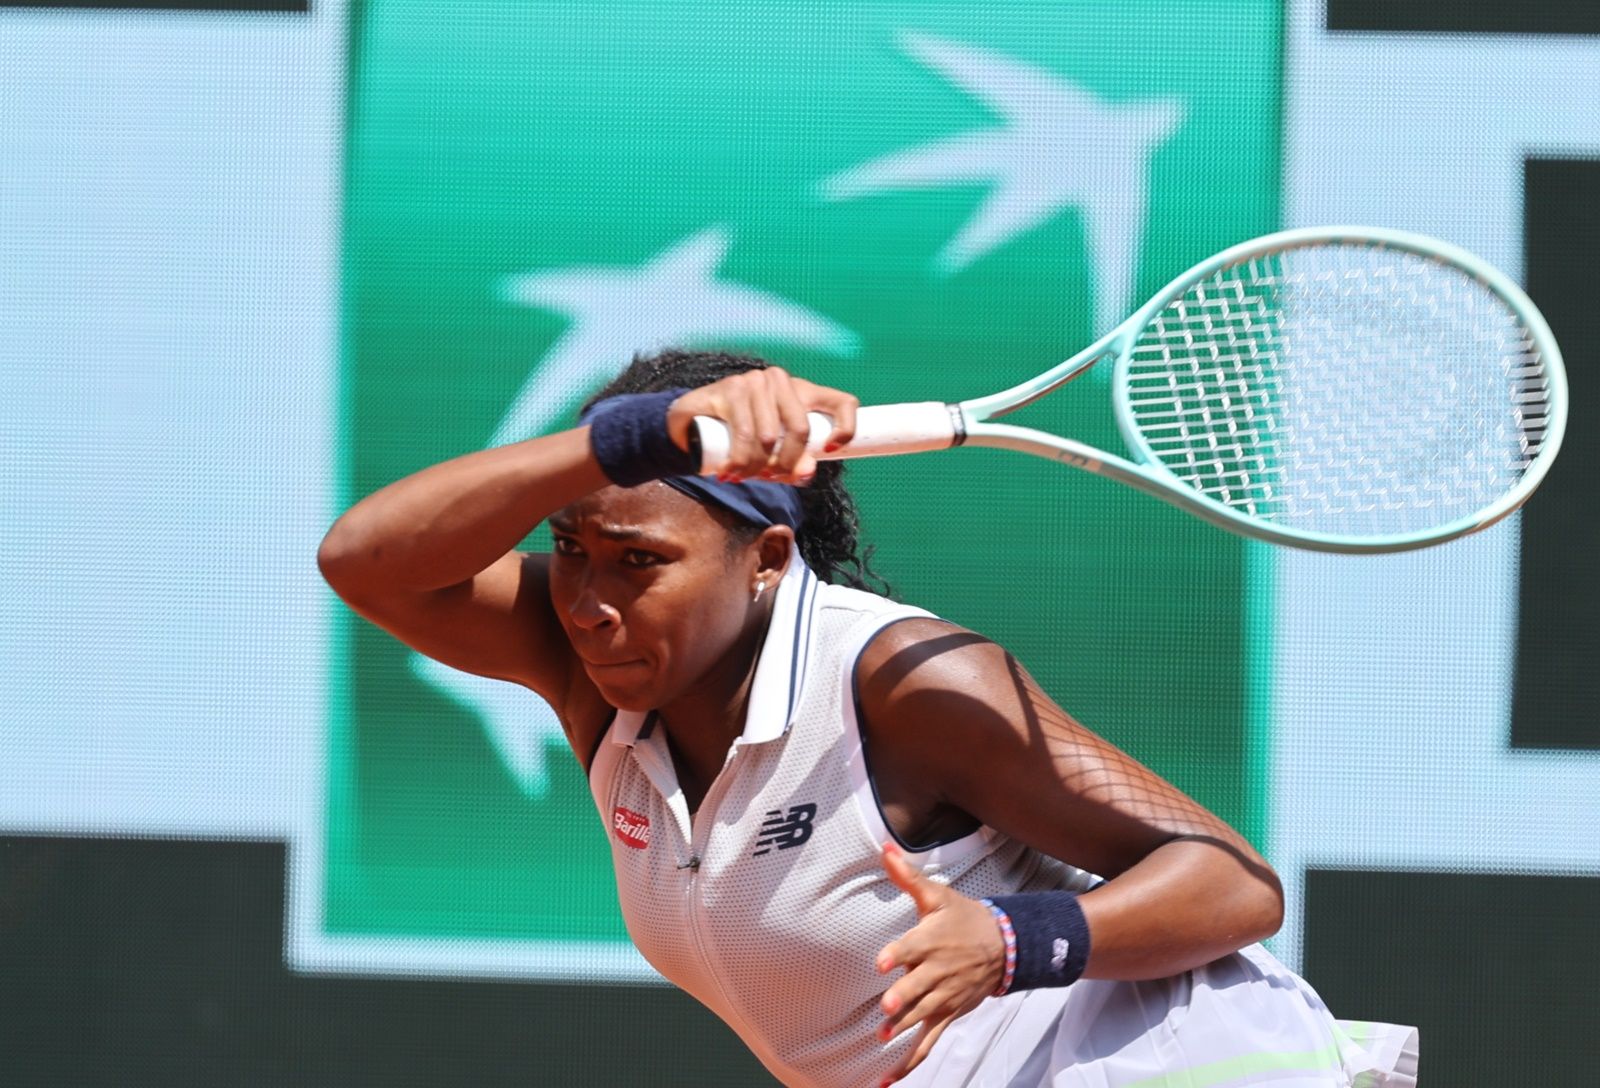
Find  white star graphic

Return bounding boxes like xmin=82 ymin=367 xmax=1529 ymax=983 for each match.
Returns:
xmin=490 ymin=226 xmax=859 ymax=447
xmin=821 ymin=31 xmax=1185 ymax=336
xmin=420 ymin=227 xmax=858 ymax=798
xmin=411 ymin=654 xmax=565 ymax=800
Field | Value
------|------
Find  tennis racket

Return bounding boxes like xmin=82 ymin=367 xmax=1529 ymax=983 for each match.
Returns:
xmin=693 ymin=226 xmax=1567 ymax=554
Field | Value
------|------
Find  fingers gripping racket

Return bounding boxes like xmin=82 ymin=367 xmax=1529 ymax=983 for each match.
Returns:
xmin=694 ymin=227 xmax=1567 ymax=554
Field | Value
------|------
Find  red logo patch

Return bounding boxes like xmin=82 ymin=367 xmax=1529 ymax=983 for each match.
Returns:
xmin=612 ymin=806 xmax=652 ymax=849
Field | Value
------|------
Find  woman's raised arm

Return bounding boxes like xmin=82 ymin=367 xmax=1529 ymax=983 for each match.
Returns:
xmin=317 ymin=426 xmax=607 ymax=708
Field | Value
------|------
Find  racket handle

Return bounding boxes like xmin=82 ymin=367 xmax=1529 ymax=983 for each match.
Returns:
xmin=692 ymin=402 xmax=960 ymax=474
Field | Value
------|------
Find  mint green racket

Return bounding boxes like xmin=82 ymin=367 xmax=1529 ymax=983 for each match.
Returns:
xmin=694 ymin=227 xmax=1567 ymax=554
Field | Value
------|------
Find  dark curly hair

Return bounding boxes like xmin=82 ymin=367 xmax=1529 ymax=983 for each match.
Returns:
xmin=581 ymin=349 xmax=890 ymax=596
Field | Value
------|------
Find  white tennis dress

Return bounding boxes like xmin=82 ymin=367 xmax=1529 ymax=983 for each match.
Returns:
xmin=587 ymin=560 xmax=1419 ymax=1088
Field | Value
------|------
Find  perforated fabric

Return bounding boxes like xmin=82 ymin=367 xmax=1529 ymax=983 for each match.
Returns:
xmin=587 ymin=560 xmax=1095 ymax=1088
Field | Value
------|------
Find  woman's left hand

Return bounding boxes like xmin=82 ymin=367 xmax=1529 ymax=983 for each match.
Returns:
xmin=874 ymin=843 xmax=1006 ymax=1084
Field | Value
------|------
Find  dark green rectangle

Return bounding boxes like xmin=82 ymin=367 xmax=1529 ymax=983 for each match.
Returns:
xmin=2 ymin=0 xmax=307 ymax=11
xmin=1514 ymin=157 xmax=1599 ymax=750
xmin=332 ymin=0 xmax=1284 ymax=952
xmin=0 ymin=835 xmax=773 ymax=1088
xmin=1305 ymin=867 xmax=1600 ymax=1086
xmin=1328 ymin=0 xmax=1600 ymax=35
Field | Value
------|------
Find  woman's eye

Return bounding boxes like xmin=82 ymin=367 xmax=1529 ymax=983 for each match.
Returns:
xmin=552 ymin=537 xmax=583 ymax=556
xmin=622 ymin=550 xmax=662 ymax=568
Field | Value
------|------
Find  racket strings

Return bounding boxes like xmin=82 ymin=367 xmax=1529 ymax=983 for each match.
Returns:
xmin=1123 ymin=244 xmax=1553 ymax=537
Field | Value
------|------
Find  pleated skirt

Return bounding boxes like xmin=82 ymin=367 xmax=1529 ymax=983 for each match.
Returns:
xmin=905 ymin=944 xmax=1419 ymax=1088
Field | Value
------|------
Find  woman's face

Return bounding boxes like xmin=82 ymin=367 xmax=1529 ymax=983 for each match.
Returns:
xmin=546 ymin=482 xmax=769 ymax=711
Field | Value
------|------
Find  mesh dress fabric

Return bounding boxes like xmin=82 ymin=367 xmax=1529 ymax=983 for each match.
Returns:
xmin=588 ymin=563 xmax=1417 ymax=1087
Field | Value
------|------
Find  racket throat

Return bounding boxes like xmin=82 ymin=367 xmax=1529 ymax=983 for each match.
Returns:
xmin=964 ymin=339 xmax=1118 ymax=422
xmin=947 ymin=402 xmax=969 ymax=447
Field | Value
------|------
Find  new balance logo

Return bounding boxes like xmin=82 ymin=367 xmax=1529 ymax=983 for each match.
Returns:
xmin=753 ymin=803 xmax=817 ymax=856
xmin=1051 ymin=937 xmax=1070 ymax=973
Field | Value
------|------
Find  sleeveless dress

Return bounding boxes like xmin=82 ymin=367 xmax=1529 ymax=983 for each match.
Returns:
xmin=587 ymin=560 xmax=1419 ymax=1088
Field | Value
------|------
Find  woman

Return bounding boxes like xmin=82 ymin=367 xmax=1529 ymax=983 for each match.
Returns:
xmin=318 ymin=350 xmax=1418 ymax=1087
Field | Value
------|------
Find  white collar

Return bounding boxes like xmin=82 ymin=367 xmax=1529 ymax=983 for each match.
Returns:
xmin=609 ymin=557 xmax=820 ymax=748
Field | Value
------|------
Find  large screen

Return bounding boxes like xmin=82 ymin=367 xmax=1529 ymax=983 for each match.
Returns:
xmin=2 ymin=2 xmax=1595 ymax=1085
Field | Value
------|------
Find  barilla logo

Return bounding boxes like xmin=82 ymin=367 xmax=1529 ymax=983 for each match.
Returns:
xmin=612 ymin=806 xmax=652 ymax=849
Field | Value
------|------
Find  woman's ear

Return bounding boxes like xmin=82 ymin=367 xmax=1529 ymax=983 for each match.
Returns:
xmin=754 ymin=525 xmax=795 ymax=589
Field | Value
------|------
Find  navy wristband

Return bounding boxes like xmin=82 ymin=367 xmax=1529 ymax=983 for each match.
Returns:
xmin=985 ymin=891 xmax=1091 ymax=992
xmin=582 ymin=389 xmax=697 ymax=487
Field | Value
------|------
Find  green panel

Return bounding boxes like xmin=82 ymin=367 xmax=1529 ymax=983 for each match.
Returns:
xmin=332 ymin=0 xmax=1281 ymax=957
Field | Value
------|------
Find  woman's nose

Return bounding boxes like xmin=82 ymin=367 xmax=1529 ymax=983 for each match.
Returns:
xmin=568 ymin=587 xmax=621 ymax=631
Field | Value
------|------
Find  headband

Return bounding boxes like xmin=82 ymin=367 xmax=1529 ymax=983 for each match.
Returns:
xmin=661 ymin=474 xmax=805 ymax=531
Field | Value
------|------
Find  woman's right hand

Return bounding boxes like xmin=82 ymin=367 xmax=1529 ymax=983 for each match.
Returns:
xmin=665 ymin=366 xmax=859 ymax=484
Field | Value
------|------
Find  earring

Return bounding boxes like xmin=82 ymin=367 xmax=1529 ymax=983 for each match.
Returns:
xmin=753 ymin=581 xmax=767 ymax=603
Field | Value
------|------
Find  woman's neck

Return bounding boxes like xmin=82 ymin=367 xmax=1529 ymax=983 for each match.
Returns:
xmin=655 ymin=598 xmax=773 ymax=789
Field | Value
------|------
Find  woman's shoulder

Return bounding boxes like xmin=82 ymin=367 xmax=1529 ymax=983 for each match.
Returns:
xmin=809 ymin=580 xmax=942 ymax=671
xmin=847 ymin=614 xmax=1021 ymax=827
xmin=804 ymin=579 xmax=1013 ymax=714
xmin=851 ymin=612 xmax=1001 ymax=702
xmin=806 ymin=578 xmax=1004 ymax=682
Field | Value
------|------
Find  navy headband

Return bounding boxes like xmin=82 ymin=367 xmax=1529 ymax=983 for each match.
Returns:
xmin=579 ymin=393 xmax=806 ymax=531
xmin=661 ymin=474 xmax=806 ymax=531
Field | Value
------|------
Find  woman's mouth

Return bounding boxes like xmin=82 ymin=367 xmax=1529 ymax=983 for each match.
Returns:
xmin=581 ymin=656 xmax=646 ymax=674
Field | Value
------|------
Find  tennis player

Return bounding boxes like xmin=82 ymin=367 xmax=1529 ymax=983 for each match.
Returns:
xmin=318 ymin=350 xmax=1419 ymax=1087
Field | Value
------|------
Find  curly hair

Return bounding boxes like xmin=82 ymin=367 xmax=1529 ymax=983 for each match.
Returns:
xmin=582 ymin=349 xmax=891 ymax=595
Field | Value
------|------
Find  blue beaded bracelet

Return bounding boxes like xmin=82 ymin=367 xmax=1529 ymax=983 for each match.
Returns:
xmin=978 ymin=899 xmax=1018 ymax=996
xmin=581 ymin=389 xmax=695 ymax=487
xmin=983 ymin=891 xmax=1091 ymax=993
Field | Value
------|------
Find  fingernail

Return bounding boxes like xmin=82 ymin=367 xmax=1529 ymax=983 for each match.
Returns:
xmin=824 ymin=441 xmax=840 ymax=453
xmin=796 ymin=473 xmax=815 ymax=487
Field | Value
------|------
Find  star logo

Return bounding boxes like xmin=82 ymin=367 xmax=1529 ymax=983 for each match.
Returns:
xmin=489 ymin=226 xmax=859 ymax=447
xmin=410 ymin=654 xmax=566 ymax=800
xmin=821 ymin=32 xmax=1185 ymax=336
xmin=421 ymin=228 xmax=858 ymax=796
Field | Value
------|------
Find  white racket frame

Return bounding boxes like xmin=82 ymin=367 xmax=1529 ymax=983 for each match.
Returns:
xmin=694 ymin=226 xmax=1569 ymax=554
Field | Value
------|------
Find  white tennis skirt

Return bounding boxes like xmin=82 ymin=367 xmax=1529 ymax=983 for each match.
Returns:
xmin=904 ymin=944 xmax=1419 ymax=1087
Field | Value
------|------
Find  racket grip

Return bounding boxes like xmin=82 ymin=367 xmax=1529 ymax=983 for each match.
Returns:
xmin=692 ymin=402 xmax=959 ymax=474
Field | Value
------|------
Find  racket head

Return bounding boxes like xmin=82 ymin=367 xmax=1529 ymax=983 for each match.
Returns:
xmin=1108 ymin=226 xmax=1568 ymax=552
